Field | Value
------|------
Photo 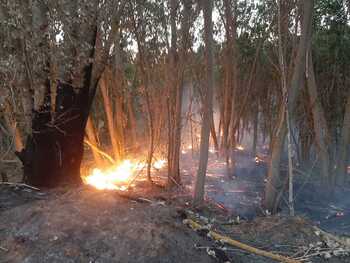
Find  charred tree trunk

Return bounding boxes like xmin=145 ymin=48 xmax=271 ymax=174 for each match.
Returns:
xmin=13 ymin=0 xmax=119 ymax=187
xmin=19 ymin=81 xmax=92 ymax=187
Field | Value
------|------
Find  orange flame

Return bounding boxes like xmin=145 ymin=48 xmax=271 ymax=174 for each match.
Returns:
xmin=83 ymin=159 xmax=167 ymax=190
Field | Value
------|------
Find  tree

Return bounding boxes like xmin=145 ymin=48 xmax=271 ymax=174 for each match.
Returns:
xmin=2 ymin=0 xmax=125 ymax=187
xmin=167 ymin=0 xmax=193 ymax=187
xmin=193 ymin=0 xmax=214 ymax=206
xmin=264 ymin=0 xmax=314 ymax=212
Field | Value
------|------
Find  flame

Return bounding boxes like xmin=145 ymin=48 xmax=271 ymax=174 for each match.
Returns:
xmin=83 ymin=158 xmax=167 ymax=190
xmin=236 ymin=145 xmax=245 ymax=151
xmin=153 ymin=159 xmax=166 ymax=169
xmin=209 ymin=148 xmax=216 ymax=153
xmin=83 ymin=160 xmax=142 ymax=190
xmin=255 ymin=156 xmax=263 ymax=164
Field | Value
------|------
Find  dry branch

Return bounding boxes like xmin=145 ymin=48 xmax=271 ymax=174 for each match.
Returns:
xmin=0 ymin=182 xmax=40 ymax=191
xmin=184 ymin=218 xmax=300 ymax=263
xmin=83 ymin=139 xmax=116 ymax=165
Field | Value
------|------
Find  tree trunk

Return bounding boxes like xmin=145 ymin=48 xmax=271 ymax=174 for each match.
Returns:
xmin=264 ymin=0 xmax=314 ymax=212
xmin=337 ymin=92 xmax=350 ymax=184
xmin=3 ymin=101 xmax=24 ymax=152
xmin=306 ymin=50 xmax=331 ymax=184
xmin=100 ymin=74 xmax=120 ymax=161
xmin=126 ymin=90 xmax=137 ymax=146
xmin=167 ymin=0 xmax=191 ymax=187
xmin=210 ymin=110 xmax=219 ymax=152
xmin=193 ymin=0 xmax=214 ymax=206
xmin=252 ymin=108 xmax=258 ymax=157
xmin=86 ymin=116 xmax=103 ymax=166
xmin=220 ymin=0 xmax=236 ymax=159
xmin=18 ymin=0 xmax=118 ymax=187
xmin=20 ymin=82 xmax=91 ymax=187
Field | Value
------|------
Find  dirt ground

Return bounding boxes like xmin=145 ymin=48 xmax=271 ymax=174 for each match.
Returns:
xmin=1 ymin=183 xmax=349 ymax=263
xmin=1 ymin=148 xmax=350 ymax=262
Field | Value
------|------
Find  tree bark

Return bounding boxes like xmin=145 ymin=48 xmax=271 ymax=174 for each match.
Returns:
xmin=100 ymin=74 xmax=120 ymax=161
xmin=220 ymin=0 xmax=236 ymax=159
xmin=306 ymin=50 xmax=331 ymax=184
xmin=193 ymin=0 xmax=214 ymax=206
xmin=86 ymin=116 xmax=103 ymax=166
xmin=264 ymin=0 xmax=314 ymax=212
xmin=337 ymin=91 xmax=350 ymax=184
xmin=167 ymin=0 xmax=192 ymax=187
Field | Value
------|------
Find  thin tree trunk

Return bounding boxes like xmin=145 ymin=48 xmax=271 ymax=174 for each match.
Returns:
xmin=126 ymin=91 xmax=137 ymax=146
xmin=100 ymin=74 xmax=120 ymax=161
xmin=264 ymin=0 xmax=314 ymax=212
xmin=86 ymin=116 xmax=103 ymax=166
xmin=193 ymin=0 xmax=214 ymax=206
xmin=145 ymin=88 xmax=154 ymax=182
xmin=220 ymin=0 xmax=235 ymax=159
xmin=306 ymin=50 xmax=331 ymax=184
xmin=252 ymin=108 xmax=258 ymax=157
xmin=337 ymin=91 xmax=350 ymax=184
xmin=3 ymin=101 xmax=24 ymax=152
xmin=210 ymin=110 xmax=219 ymax=152
xmin=167 ymin=0 xmax=192 ymax=187
xmin=276 ymin=0 xmax=294 ymax=216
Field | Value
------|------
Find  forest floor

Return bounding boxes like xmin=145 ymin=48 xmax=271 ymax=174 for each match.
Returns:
xmin=1 ymin=149 xmax=350 ymax=263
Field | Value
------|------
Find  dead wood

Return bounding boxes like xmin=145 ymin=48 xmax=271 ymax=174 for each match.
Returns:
xmin=184 ymin=218 xmax=301 ymax=263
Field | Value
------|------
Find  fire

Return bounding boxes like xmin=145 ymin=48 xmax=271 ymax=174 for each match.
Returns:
xmin=209 ymin=148 xmax=216 ymax=153
xmin=255 ymin=156 xmax=263 ymax=164
xmin=83 ymin=158 xmax=167 ymax=190
xmin=83 ymin=160 xmax=142 ymax=190
xmin=236 ymin=145 xmax=245 ymax=151
xmin=153 ymin=159 xmax=166 ymax=169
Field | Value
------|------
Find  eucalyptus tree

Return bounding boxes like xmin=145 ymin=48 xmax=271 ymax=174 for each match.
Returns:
xmin=264 ymin=0 xmax=314 ymax=212
xmin=193 ymin=0 xmax=214 ymax=206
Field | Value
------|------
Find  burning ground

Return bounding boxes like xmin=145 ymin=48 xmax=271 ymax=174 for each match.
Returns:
xmin=1 ymin=148 xmax=350 ymax=263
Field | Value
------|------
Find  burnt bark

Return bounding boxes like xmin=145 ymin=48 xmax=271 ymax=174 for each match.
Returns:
xmin=19 ymin=80 xmax=92 ymax=187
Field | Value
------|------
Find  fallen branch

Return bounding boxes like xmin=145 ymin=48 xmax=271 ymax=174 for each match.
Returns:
xmin=0 ymin=246 xmax=9 ymax=252
xmin=313 ymin=226 xmax=350 ymax=248
xmin=0 ymin=182 xmax=40 ymax=191
xmin=184 ymin=218 xmax=300 ymax=263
